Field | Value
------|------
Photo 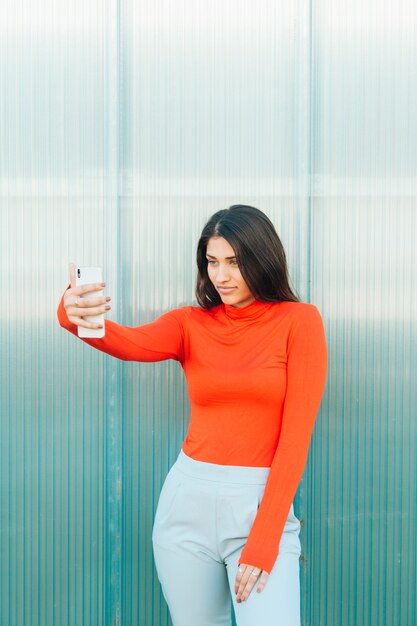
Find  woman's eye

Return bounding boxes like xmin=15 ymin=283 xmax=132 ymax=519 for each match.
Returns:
xmin=206 ymin=260 xmax=238 ymax=267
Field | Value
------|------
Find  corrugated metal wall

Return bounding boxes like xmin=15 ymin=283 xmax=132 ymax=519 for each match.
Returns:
xmin=1 ymin=2 xmax=416 ymax=626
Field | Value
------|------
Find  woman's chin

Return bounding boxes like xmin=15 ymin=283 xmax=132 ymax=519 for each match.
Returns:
xmin=218 ymin=294 xmax=255 ymax=308
xmin=218 ymin=291 xmax=237 ymax=303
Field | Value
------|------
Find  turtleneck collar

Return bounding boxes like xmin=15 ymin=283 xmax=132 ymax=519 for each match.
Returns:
xmin=223 ymin=299 xmax=275 ymax=321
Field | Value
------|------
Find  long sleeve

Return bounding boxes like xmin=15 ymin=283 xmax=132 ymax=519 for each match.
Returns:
xmin=57 ymin=285 xmax=185 ymax=363
xmin=238 ymin=304 xmax=328 ymax=573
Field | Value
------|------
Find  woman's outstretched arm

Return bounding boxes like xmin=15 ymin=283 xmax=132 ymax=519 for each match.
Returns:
xmin=57 ymin=264 xmax=186 ymax=363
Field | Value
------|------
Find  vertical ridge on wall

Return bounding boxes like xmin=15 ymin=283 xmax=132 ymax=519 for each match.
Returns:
xmin=103 ymin=0 xmax=122 ymax=625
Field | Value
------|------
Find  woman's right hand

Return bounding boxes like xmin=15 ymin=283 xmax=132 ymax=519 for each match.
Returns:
xmin=63 ymin=262 xmax=112 ymax=329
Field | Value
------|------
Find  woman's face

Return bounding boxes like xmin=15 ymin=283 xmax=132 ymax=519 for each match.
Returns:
xmin=206 ymin=236 xmax=255 ymax=308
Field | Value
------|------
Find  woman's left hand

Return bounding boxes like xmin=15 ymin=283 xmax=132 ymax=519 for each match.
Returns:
xmin=234 ymin=562 xmax=269 ymax=602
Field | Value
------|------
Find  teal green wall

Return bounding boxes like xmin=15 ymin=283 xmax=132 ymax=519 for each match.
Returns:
xmin=1 ymin=2 xmax=416 ymax=625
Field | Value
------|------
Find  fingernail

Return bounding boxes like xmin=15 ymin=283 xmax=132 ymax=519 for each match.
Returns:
xmin=105 ymin=305 xmax=111 ymax=310
xmin=106 ymin=297 xmax=111 ymax=302
xmin=101 ymin=283 xmax=106 ymax=287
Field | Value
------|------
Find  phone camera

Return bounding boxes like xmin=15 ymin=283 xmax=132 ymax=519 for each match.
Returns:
xmin=77 ymin=269 xmax=81 ymax=278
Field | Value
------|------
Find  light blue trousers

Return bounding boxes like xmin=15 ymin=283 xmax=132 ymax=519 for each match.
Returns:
xmin=152 ymin=449 xmax=301 ymax=626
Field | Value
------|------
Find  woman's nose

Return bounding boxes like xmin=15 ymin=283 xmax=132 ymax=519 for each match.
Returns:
xmin=216 ymin=264 xmax=230 ymax=282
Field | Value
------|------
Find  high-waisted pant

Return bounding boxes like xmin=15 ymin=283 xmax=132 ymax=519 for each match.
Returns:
xmin=152 ymin=449 xmax=302 ymax=626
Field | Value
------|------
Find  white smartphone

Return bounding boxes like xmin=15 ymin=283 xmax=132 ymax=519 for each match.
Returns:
xmin=75 ymin=266 xmax=105 ymax=339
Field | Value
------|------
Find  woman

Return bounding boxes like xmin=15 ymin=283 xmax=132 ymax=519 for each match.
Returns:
xmin=57 ymin=205 xmax=328 ymax=626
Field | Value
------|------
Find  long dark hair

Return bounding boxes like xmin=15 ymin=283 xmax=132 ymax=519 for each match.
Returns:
xmin=196 ymin=205 xmax=300 ymax=309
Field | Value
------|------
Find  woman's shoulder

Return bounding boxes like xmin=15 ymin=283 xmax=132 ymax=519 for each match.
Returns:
xmin=164 ymin=303 xmax=227 ymax=326
xmin=278 ymin=300 xmax=321 ymax=313
xmin=275 ymin=300 xmax=324 ymax=324
xmin=159 ymin=303 xmax=212 ymax=323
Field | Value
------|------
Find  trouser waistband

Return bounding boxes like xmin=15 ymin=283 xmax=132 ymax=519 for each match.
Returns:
xmin=174 ymin=448 xmax=271 ymax=485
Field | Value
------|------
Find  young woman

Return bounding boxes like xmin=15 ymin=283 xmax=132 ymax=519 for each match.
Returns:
xmin=57 ymin=205 xmax=328 ymax=626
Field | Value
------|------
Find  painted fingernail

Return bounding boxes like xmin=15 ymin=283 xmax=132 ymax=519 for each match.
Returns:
xmin=101 ymin=283 xmax=106 ymax=287
xmin=106 ymin=297 xmax=111 ymax=302
xmin=105 ymin=305 xmax=111 ymax=310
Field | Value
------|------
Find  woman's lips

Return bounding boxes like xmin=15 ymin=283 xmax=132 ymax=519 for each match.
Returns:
xmin=217 ymin=287 xmax=236 ymax=293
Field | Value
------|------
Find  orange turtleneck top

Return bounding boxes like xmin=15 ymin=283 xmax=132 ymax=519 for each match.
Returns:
xmin=57 ymin=286 xmax=327 ymax=573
